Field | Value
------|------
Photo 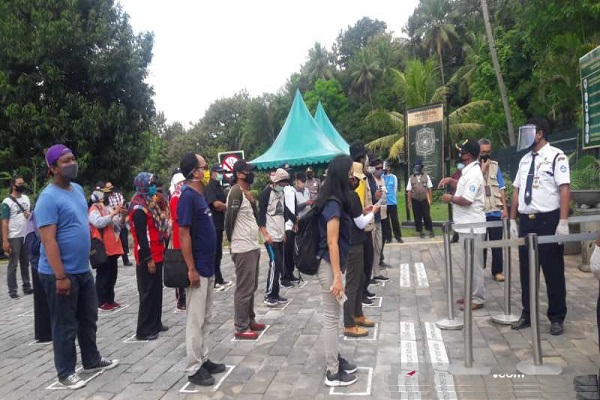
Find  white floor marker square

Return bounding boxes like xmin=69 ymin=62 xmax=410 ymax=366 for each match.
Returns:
xmin=329 ymin=367 xmax=373 ymax=396
xmin=230 ymin=324 xmax=271 ymax=342
xmin=122 ymin=333 xmax=149 ymax=343
xmin=179 ymin=365 xmax=236 ymax=393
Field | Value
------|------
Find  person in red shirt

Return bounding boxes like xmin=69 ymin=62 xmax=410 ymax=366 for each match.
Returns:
xmin=129 ymin=172 xmax=169 ymax=340
xmin=169 ymin=172 xmax=186 ymax=311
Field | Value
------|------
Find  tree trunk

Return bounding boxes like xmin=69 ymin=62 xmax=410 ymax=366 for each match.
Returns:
xmin=438 ymin=49 xmax=446 ymax=87
xmin=481 ymin=0 xmax=516 ymax=146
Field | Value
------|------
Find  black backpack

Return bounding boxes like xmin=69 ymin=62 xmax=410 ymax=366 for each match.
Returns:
xmin=294 ymin=197 xmax=340 ymax=275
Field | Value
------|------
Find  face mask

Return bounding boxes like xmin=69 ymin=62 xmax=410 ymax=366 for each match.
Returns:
xmin=374 ymin=169 xmax=384 ymax=178
xmin=202 ymin=170 xmax=211 ymax=186
xmin=244 ymin=172 xmax=255 ymax=185
xmin=274 ymin=185 xmax=284 ymax=193
xmin=480 ymin=154 xmax=490 ymax=162
xmin=367 ymin=166 xmax=375 ymax=174
xmin=216 ymin=173 xmax=223 ymax=182
xmin=307 ymin=172 xmax=314 ymax=179
xmin=148 ymin=184 xmax=157 ymax=196
xmin=61 ymin=163 xmax=78 ymax=181
xmin=457 ymin=162 xmax=465 ymax=170
xmin=14 ymin=185 xmax=25 ymax=193
xmin=413 ymin=166 xmax=423 ymax=174
xmin=348 ymin=179 xmax=360 ymax=190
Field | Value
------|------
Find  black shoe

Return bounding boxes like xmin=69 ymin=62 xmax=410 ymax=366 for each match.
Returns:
xmin=188 ymin=366 xmax=215 ymax=386
xmin=511 ymin=318 xmax=531 ymax=330
xmin=373 ymin=275 xmax=389 ymax=281
xmin=368 ymin=279 xmax=380 ymax=285
xmin=9 ymin=293 xmax=19 ymax=299
xmin=325 ymin=369 xmax=357 ymax=387
xmin=397 ymin=238 xmax=404 ymax=243
xmin=429 ymin=231 xmax=435 ymax=238
xmin=280 ymin=280 xmax=294 ymax=288
xmin=366 ymin=290 xmax=376 ymax=299
xmin=419 ymin=231 xmax=425 ymax=239
xmin=161 ymin=324 xmax=169 ymax=332
xmin=362 ymin=297 xmax=373 ymax=306
xmin=380 ymin=261 xmax=393 ymax=269
xmin=23 ymin=287 xmax=34 ymax=295
xmin=550 ymin=321 xmax=564 ymax=336
xmin=202 ymin=359 xmax=226 ymax=374
xmin=290 ymin=275 xmax=300 ymax=282
xmin=338 ymin=355 xmax=357 ymax=374
xmin=136 ymin=333 xmax=159 ymax=340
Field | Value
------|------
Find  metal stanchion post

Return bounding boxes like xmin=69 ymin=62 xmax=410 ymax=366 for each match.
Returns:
xmin=517 ymin=233 xmax=562 ymax=375
xmin=449 ymin=237 xmax=491 ymax=375
xmin=436 ymin=222 xmax=463 ymax=330
xmin=491 ymin=219 xmax=519 ymax=324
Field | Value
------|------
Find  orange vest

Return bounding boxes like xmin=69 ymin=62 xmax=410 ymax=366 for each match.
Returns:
xmin=89 ymin=204 xmax=124 ymax=257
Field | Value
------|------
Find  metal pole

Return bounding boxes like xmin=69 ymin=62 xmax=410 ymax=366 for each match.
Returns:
xmin=491 ymin=219 xmax=519 ymax=324
xmin=463 ymin=237 xmax=474 ymax=368
xmin=436 ymin=223 xmax=463 ymax=330
xmin=516 ymin=233 xmax=561 ymax=375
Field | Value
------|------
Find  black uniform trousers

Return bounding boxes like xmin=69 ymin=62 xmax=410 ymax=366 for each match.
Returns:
xmin=362 ymin=231 xmax=374 ymax=296
xmin=518 ymin=209 xmax=567 ymax=324
xmin=382 ymin=204 xmax=402 ymax=241
xmin=412 ymin=199 xmax=433 ymax=233
xmin=283 ymin=230 xmax=296 ymax=280
xmin=136 ymin=260 xmax=164 ymax=337
xmin=484 ymin=214 xmax=503 ymax=276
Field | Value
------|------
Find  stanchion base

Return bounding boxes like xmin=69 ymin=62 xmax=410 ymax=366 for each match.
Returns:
xmin=517 ymin=360 xmax=562 ymax=375
xmin=448 ymin=362 xmax=491 ymax=375
xmin=436 ymin=318 xmax=464 ymax=330
xmin=490 ymin=313 xmax=520 ymax=325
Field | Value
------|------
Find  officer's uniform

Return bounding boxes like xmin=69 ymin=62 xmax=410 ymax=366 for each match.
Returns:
xmin=482 ymin=160 xmax=506 ymax=277
xmin=514 ymin=142 xmax=570 ymax=323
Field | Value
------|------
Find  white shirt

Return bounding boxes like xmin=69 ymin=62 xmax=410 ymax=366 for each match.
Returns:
xmin=513 ymin=143 xmax=570 ymax=214
xmin=406 ymin=174 xmax=433 ymax=191
xmin=283 ymin=185 xmax=296 ymax=231
xmin=453 ymin=161 xmax=486 ymax=234
xmin=294 ymin=187 xmax=311 ymax=219
xmin=2 ymin=194 xmax=30 ymax=238
xmin=230 ymin=194 xmax=260 ymax=254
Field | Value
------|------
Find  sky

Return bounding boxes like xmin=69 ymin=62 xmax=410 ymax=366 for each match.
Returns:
xmin=117 ymin=0 xmax=420 ymax=126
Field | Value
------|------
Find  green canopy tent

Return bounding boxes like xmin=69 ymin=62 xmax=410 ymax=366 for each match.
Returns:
xmin=250 ymin=90 xmax=343 ymax=170
xmin=313 ymin=101 xmax=350 ymax=155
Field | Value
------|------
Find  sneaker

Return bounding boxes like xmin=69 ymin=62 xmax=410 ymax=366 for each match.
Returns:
xmin=9 ymin=293 xmax=19 ymax=299
xmin=23 ymin=287 xmax=34 ymax=295
xmin=397 ymin=238 xmax=404 ymax=243
xmin=249 ymin=321 xmax=266 ymax=331
xmin=429 ymin=231 xmax=435 ymax=238
xmin=110 ymin=301 xmax=121 ymax=308
xmin=222 ymin=280 xmax=233 ymax=287
xmin=214 ymin=283 xmax=225 ymax=292
xmin=280 ymin=280 xmax=294 ymax=288
xmin=264 ymin=297 xmax=278 ymax=307
xmin=276 ymin=295 xmax=289 ymax=303
xmin=123 ymin=262 xmax=133 ymax=266
xmin=176 ymin=304 xmax=186 ymax=311
xmin=380 ymin=261 xmax=393 ymax=269
xmin=362 ymin=297 xmax=373 ymax=306
xmin=338 ymin=355 xmax=357 ymax=374
xmin=202 ymin=359 xmax=226 ymax=374
xmin=234 ymin=329 xmax=259 ymax=340
xmin=373 ymin=275 xmax=389 ymax=281
xmin=98 ymin=303 xmax=116 ymax=311
xmin=368 ymin=279 xmax=380 ymax=285
xmin=290 ymin=275 xmax=300 ymax=282
xmin=188 ymin=366 xmax=215 ymax=386
xmin=83 ymin=357 xmax=119 ymax=373
xmin=344 ymin=326 xmax=368 ymax=337
xmin=325 ymin=369 xmax=357 ymax=387
xmin=366 ymin=290 xmax=376 ymax=299
xmin=419 ymin=231 xmax=425 ymax=239
xmin=58 ymin=373 xmax=86 ymax=389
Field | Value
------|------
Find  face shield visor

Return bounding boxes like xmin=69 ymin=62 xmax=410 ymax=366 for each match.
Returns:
xmin=517 ymin=124 xmax=538 ymax=151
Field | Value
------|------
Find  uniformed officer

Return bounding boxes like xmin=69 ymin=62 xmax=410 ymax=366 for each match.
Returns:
xmin=305 ymin=167 xmax=321 ymax=200
xmin=509 ymin=117 xmax=570 ymax=336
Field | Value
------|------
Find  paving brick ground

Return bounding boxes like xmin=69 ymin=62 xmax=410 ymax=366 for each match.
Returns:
xmin=0 ymin=237 xmax=597 ymax=399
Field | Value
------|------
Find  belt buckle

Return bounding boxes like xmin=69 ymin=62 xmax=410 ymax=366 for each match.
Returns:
xmin=528 ymin=214 xmax=536 ymax=220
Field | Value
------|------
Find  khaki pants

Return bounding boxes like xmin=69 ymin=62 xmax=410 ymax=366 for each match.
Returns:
xmin=232 ymin=249 xmax=260 ymax=331
xmin=317 ymin=259 xmax=341 ymax=374
xmin=372 ymin=222 xmax=383 ymax=277
xmin=185 ymin=275 xmax=214 ymax=376
xmin=459 ymin=233 xmax=486 ymax=304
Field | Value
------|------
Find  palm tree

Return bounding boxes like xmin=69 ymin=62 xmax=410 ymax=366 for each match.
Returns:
xmin=350 ymin=49 xmax=381 ymax=110
xmin=303 ymin=42 xmax=334 ymax=83
xmin=414 ymin=0 xmax=458 ymax=87
xmin=481 ymin=0 xmax=515 ymax=145
xmin=366 ymin=58 xmax=489 ymax=158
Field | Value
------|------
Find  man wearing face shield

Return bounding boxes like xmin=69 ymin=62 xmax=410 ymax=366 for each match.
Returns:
xmin=509 ymin=118 xmax=570 ymax=336
xmin=439 ymin=139 xmax=486 ymax=310
xmin=407 ymin=159 xmax=434 ymax=239
xmin=306 ymin=167 xmax=321 ymax=200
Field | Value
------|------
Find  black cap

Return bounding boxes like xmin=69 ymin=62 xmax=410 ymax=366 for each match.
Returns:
xmin=295 ymin=171 xmax=306 ymax=182
xmin=210 ymin=163 xmax=227 ymax=173
xmin=457 ymin=139 xmax=480 ymax=158
xmin=350 ymin=142 xmax=367 ymax=161
xmin=232 ymin=160 xmax=255 ymax=175
xmin=527 ymin=117 xmax=551 ymax=135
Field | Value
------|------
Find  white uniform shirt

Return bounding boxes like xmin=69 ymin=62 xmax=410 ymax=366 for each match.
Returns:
xmin=405 ymin=174 xmax=433 ymax=191
xmin=283 ymin=185 xmax=296 ymax=231
xmin=513 ymin=143 xmax=570 ymax=214
xmin=453 ymin=161 xmax=486 ymax=234
xmin=295 ymin=187 xmax=311 ymax=219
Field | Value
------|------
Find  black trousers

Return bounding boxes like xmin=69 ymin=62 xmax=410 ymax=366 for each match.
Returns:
xmin=383 ymin=204 xmax=402 ymax=241
xmin=518 ymin=209 xmax=567 ymax=323
xmin=362 ymin=231 xmax=374 ymax=296
xmin=31 ymin=265 xmax=52 ymax=341
xmin=120 ymin=226 xmax=130 ymax=263
xmin=484 ymin=214 xmax=503 ymax=276
xmin=214 ymin=229 xmax=225 ymax=284
xmin=265 ymin=242 xmax=284 ymax=299
xmin=412 ymin=200 xmax=433 ymax=232
xmin=283 ymin=230 xmax=296 ymax=280
xmin=344 ymin=243 xmax=365 ymax=327
xmin=136 ymin=260 xmax=164 ymax=337
xmin=96 ymin=255 xmax=119 ymax=304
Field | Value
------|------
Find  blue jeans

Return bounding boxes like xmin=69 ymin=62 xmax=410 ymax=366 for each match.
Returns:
xmin=40 ymin=271 xmax=101 ymax=380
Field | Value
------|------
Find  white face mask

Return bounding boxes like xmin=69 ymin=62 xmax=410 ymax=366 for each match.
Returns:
xmin=517 ymin=124 xmax=538 ymax=151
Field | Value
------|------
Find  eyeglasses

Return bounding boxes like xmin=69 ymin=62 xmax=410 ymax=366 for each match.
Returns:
xmin=375 ymin=166 xmax=383 ymax=170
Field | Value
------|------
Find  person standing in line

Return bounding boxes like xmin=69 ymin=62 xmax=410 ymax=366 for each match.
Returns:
xmin=344 ymin=162 xmax=379 ymax=338
xmin=282 ymin=168 xmax=299 ymax=287
xmin=105 ymin=182 xmax=133 ymax=266
xmin=382 ymin=164 xmax=403 ymax=243
xmin=204 ymin=164 xmax=231 ymax=291
xmin=178 ymin=153 xmax=226 ymax=386
xmin=2 ymin=175 xmax=33 ymax=299
xmin=294 ymin=172 xmax=313 ymax=220
xmin=439 ymin=139 xmax=486 ymax=311
xmin=88 ymin=186 xmax=125 ymax=311
xmin=315 ymin=155 xmax=358 ymax=387
xmin=306 ymin=166 xmax=321 ymax=201
xmin=258 ymin=168 xmax=290 ymax=307
xmin=509 ymin=118 xmax=570 ymax=336
xmin=129 ymin=172 xmax=169 ymax=340
xmin=225 ymin=160 xmax=265 ymax=340
xmin=169 ymin=172 xmax=187 ymax=311
xmin=36 ymin=144 xmax=118 ymax=389
xmin=407 ymin=159 xmax=435 ymax=239
xmin=478 ymin=138 xmax=508 ymax=282
xmin=368 ymin=159 xmax=389 ymax=280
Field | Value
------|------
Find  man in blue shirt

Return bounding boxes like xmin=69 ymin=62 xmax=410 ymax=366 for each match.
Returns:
xmin=178 ymin=152 xmax=226 ymax=386
xmin=478 ymin=139 xmax=508 ymax=282
xmin=382 ymin=164 xmax=403 ymax=243
xmin=35 ymin=144 xmax=118 ymax=389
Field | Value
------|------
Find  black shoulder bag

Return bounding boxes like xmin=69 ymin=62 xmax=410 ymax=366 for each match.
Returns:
xmin=163 ymin=192 xmax=195 ymax=288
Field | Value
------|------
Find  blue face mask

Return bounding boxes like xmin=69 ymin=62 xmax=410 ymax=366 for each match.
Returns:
xmin=148 ymin=184 xmax=157 ymax=196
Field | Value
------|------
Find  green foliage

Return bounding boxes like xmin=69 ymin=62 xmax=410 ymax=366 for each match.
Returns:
xmin=304 ymin=79 xmax=349 ymax=124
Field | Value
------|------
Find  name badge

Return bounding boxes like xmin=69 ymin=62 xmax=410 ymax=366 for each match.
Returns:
xmin=532 ymin=176 xmax=540 ymax=189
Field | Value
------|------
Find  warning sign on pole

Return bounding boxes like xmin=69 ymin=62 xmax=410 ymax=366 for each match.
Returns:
xmin=218 ymin=151 xmax=245 ymax=172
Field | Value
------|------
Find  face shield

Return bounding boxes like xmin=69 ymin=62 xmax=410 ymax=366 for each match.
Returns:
xmin=517 ymin=124 xmax=538 ymax=151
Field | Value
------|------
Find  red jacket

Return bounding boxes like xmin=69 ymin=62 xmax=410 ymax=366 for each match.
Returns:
xmin=129 ymin=205 xmax=165 ymax=263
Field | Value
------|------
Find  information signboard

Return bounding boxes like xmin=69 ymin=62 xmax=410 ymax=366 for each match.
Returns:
xmin=580 ymin=45 xmax=600 ymax=149
xmin=406 ymin=103 xmax=444 ymax=186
